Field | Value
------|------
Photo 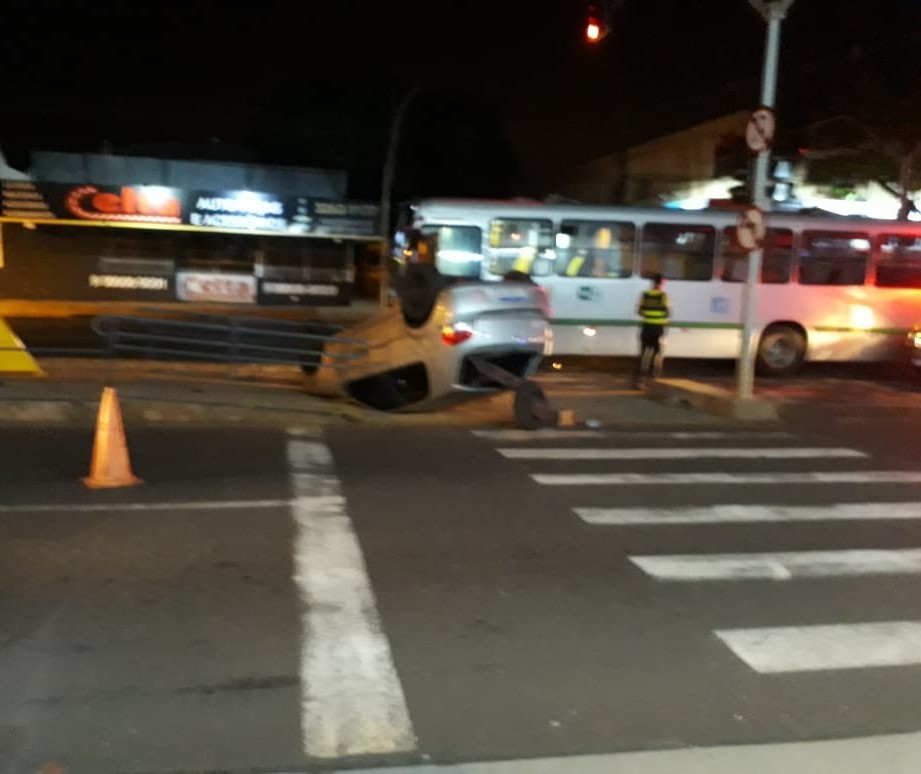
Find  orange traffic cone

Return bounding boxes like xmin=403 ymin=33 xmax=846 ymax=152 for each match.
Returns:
xmin=83 ymin=387 xmax=142 ymax=489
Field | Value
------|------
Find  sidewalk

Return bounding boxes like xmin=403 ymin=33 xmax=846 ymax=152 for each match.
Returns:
xmin=0 ymin=359 xmax=723 ymax=429
xmin=332 ymin=730 xmax=921 ymax=774
xmin=2 ymin=358 xmax=921 ymax=429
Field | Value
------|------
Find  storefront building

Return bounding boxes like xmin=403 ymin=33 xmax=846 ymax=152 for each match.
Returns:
xmin=0 ymin=151 xmax=381 ymax=309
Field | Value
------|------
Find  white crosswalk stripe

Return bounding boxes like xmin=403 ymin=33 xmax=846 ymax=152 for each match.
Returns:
xmin=473 ymin=425 xmax=921 ymax=676
xmin=714 ymin=622 xmax=921 ymax=673
xmin=576 ymin=502 xmax=921 ymax=525
xmin=473 ymin=429 xmax=795 ymax=442
xmin=629 ymin=549 xmax=921 ymax=581
xmin=533 ymin=470 xmax=921 ymax=486
xmin=500 ymin=447 xmax=864 ymax=460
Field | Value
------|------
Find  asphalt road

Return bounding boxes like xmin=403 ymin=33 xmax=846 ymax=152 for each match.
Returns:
xmin=2 ymin=412 xmax=921 ymax=773
xmin=0 ymin=428 xmax=304 ymax=774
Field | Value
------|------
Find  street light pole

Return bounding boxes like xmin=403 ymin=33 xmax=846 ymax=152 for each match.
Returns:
xmin=378 ymin=85 xmax=419 ymax=309
xmin=737 ymin=0 xmax=794 ymax=399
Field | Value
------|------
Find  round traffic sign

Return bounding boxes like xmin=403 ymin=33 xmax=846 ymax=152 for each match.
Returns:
xmin=746 ymin=107 xmax=775 ymax=153
xmin=736 ymin=206 xmax=766 ymax=251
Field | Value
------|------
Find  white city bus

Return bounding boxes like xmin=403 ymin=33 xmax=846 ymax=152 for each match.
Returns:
xmin=395 ymin=198 xmax=921 ymax=375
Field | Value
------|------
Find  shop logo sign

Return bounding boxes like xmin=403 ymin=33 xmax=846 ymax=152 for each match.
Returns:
xmin=65 ymin=185 xmax=181 ymax=223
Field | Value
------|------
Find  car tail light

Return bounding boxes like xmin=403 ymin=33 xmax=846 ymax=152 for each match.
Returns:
xmin=441 ymin=322 xmax=474 ymax=345
xmin=535 ymin=285 xmax=552 ymax=317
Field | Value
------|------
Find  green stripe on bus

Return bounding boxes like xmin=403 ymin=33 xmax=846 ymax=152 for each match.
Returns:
xmin=557 ymin=321 xmax=912 ymax=336
xmin=554 ymin=319 xmax=742 ymax=330
xmin=814 ymin=326 xmax=909 ymax=336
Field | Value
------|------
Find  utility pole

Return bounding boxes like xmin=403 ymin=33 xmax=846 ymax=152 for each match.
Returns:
xmin=378 ymin=85 xmax=419 ymax=309
xmin=737 ymin=0 xmax=794 ymax=399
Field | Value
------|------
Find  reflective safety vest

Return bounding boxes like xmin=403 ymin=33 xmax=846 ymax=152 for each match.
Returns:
xmin=639 ymin=288 xmax=669 ymax=325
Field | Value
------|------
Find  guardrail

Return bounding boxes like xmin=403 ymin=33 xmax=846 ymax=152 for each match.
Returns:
xmin=89 ymin=310 xmax=368 ymax=372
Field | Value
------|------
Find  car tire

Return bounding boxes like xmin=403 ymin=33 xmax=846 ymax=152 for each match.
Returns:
xmin=397 ymin=264 xmax=446 ymax=328
xmin=503 ymin=270 xmax=536 ymax=284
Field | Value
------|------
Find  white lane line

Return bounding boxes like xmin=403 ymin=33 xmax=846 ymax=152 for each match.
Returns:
xmin=534 ymin=471 xmax=921 ymax=486
xmin=630 ymin=549 xmax=921 ymax=581
xmin=715 ymin=621 xmax=921 ymax=673
xmin=500 ymin=447 xmax=864 ymax=460
xmin=287 ymin=437 xmax=416 ymax=758
xmin=575 ymin=502 xmax=921 ymax=525
xmin=473 ymin=430 xmax=795 ymax=441
xmin=0 ymin=499 xmax=290 ymax=513
xmin=472 ymin=429 xmax=608 ymax=441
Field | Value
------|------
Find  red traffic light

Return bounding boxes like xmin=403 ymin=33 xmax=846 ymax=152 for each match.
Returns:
xmin=585 ymin=4 xmax=607 ymax=43
xmin=586 ymin=18 xmax=602 ymax=42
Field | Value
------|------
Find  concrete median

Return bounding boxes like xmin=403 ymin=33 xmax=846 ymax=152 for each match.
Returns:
xmin=647 ymin=378 xmax=780 ymax=421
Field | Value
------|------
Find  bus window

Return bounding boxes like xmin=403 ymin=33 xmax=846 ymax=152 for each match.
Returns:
xmin=422 ymin=225 xmax=482 ymax=278
xmin=640 ymin=224 xmax=715 ymax=281
xmin=875 ymin=234 xmax=921 ymax=288
xmin=556 ymin=220 xmax=635 ymax=278
xmin=485 ymin=218 xmax=554 ymax=277
xmin=720 ymin=227 xmax=793 ymax=283
xmin=799 ymin=231 xmax=869 ymax=286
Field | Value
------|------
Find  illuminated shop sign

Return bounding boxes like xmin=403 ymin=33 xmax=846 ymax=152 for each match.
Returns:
xmin=67 ymin=186 xmax=181 ymax=223
xmin=176 ymin=272 xmax=257 ymax=304
xmin=89 ymin=274 xmax=170 ymax=291
xmin=256 ymin=278 xmax=349 ymax=306
xmin=1 ymin=180 xmax=379 ymax=237
xmin=261 ymin=281 xmax=339 ymax=296
xmin=188 ymin=190 xmax=306 ymax=234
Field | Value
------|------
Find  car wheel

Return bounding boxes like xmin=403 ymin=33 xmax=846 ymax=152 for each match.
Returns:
xmin=398 ymin=264 xmax=445 ymax=328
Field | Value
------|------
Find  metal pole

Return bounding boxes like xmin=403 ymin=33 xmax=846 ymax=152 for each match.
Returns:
xmin=378 ymin=85 xmax=419 ymax=310
xmin=738 ymin=0 xmax=793 ymax=399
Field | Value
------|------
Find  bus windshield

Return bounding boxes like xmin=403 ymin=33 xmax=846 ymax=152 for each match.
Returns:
xmin=423 ymin=225 xmax=482 ymax=277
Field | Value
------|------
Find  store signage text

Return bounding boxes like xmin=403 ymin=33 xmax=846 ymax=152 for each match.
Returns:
xmin=176 ymin=272 xmax=256 ymax=304
xmin=66 ymin=186 xmax=182 ymax=223
xmin=89 ymin=274 xmax=169 ymax=291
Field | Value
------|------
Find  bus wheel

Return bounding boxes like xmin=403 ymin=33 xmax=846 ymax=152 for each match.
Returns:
xmin=756 ymin=324 xmax=806 ymax=377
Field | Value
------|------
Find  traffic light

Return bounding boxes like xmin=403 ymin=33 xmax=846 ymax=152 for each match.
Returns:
xmin=585 ymin=3 xmax=607 ymax=43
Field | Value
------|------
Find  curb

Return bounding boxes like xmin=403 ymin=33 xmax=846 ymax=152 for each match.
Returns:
xmin=647 ymin=378 xmax=779 ymax=421
xmin=330 ymin=730 xmax=921 ymax=774
xmin=0 ymin=396 xmax=363 ymax=428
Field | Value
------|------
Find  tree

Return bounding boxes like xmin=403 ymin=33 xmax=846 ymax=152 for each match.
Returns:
xmin=801 ymin=27 xmax=921 ymax=219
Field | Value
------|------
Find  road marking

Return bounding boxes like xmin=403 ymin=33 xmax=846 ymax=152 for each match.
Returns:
xmin=534 ymin=471 xmax=921 ymax=486
xmin=501 ymin=447 xmax=863 ymax=460
xmin=575 ymin=502 xmax=921 ymax=525
xmin=0 ymin=499 xmax=290 ymax=513
xmin=472 ymin=429 xmax=609 ymax=441
xmin=473 ymin=430 xmax=795 ymax=442
xmin=630 ymin=549 xmax=921 ymax=581
xmin=715 ymin=621 xmax=921 ymax=673
xmin=287 ymin=437 xmax=416 ymax=758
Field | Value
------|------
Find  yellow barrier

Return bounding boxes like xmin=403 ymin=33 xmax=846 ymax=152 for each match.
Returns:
xmin=0 ymin=317 xmax=44 ymax=375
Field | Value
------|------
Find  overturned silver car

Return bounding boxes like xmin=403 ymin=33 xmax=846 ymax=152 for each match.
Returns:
xmin=307 ymin=265 xmax=557 ymax=427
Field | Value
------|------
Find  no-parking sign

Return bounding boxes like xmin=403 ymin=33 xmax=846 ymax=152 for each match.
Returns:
xmin=746 ymin=107 xmax=776 ymax=153
xmin=736 ymin=206 xmax=766 ymax=251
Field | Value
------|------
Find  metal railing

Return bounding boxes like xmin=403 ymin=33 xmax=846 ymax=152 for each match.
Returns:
xmin=90 ymin=310 xmax=369 ymax=372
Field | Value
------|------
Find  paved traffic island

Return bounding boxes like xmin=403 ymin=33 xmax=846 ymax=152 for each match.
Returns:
xmin=647 ymin=378 xmax=780 ymax=421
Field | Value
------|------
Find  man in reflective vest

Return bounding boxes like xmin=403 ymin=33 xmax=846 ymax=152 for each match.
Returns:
xmin=634 ymin=273 xmax=670 ymax=388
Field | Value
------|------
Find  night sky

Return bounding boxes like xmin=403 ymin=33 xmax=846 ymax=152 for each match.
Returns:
xmin=1 ymin=0 xmax=918 ymax=200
